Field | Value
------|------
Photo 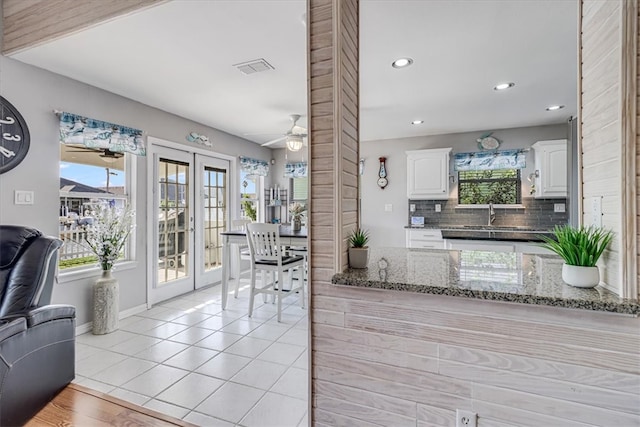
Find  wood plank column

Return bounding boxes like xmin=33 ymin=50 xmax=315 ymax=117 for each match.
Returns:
xmin=307 ymin=0 xmax=359 ymax=424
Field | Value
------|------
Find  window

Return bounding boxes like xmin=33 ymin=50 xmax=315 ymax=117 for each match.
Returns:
xmin=291 ymin=176 xmax=308 ymax=202
xmin=59 ymin=144 xmax=133 ymax=270
xmin=458 ymin=169 xmax=521 ymax=205
xmin=240 ymin=170 xmax=260 ymax=221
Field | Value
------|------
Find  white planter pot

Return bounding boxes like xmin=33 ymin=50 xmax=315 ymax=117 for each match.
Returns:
xmin=349 ymin=247 xmax=369 ymax=269
xmin=562 ymin=264 xmax=600 ymax=288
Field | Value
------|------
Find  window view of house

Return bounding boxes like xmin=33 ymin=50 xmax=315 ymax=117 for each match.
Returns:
xmin=59 ymin=144 xmax=130 ymax=269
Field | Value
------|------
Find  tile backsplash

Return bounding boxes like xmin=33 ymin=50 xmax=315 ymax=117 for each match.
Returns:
xmin=408 ymin=198 xmax=569 ymax=230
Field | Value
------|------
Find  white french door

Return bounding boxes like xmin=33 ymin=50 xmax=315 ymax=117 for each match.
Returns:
xmin=149 ymin=145 xmax=230 ymax=304
xmin=151 ymin=147 xmax=195 ymax=304
xmin=195 ymin=155 xmax=229 ymax=289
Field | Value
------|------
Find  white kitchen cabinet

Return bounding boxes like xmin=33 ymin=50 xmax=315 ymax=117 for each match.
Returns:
xmin=405 ymin=228 xmax=446 ymax=249
xmin=531 ymin=139 xmax=567 ymax=198
xmin=406 ymin=148 xmax=452 ymax=199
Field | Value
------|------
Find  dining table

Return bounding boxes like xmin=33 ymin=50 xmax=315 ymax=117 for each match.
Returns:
xmin=220 ymin=225 xmax=308 ymax=309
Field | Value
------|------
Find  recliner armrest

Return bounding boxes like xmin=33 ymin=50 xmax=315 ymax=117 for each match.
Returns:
xmin=23 ymin=305 xmax=76 ymax=327
xmin=0 ymin=318 xmax=27 ymax=341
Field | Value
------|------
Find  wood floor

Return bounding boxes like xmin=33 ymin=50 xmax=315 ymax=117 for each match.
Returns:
xmin=25 ymin=383 xmax=196 ymax=427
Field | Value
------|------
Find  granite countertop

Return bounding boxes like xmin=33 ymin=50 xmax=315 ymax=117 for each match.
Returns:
xmin=332 ymin=247 xmax=640 ymax=315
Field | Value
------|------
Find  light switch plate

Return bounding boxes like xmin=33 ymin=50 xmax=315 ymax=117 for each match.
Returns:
xmin=554 ymin=203 xmax=565 ymax=213
xmin=410 ymin=204 xmax=416 ymax=212
xmin=385 ymin=204 xmax=393 ymax=212
xmin=591 ymin=197 xmax=602 ymax=227
xmin=14 ymin=190 xmax=34 ymax=205
xmin=435 ymin=204 xmax=442 ymax=212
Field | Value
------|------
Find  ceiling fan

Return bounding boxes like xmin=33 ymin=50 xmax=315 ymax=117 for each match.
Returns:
xmin=260 ymin=114 xmax=308 ymax=151
xmin=65 ymin=146 xmax=125 ymax=163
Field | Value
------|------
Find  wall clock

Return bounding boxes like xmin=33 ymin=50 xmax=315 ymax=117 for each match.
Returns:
xmin=377 ymin=156 xmax=388 ymax=189
xmin=0 ymin=96 xmax=30 ymax=174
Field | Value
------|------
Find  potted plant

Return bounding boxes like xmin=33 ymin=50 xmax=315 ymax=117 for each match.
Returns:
xmin=539 ymin=225 xmax=613 ymax=288
xmin=348 ymin=228 xmax=370 ymax=269
xmin=289 ymin=202 xmax=306 ymax=231
xmin=83 ymin=203 xmax=135 ymax=334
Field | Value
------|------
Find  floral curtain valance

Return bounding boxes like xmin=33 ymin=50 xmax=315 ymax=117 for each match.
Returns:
xmin=239 ymin=156 xmax=269 ymax=177
xmin=284 ymin=162 xmax=307 ymax=178
xmin=454 ymin=149 xmax=526 ymax=171
xmin=59 ymin=112 xmax=146 ymax=156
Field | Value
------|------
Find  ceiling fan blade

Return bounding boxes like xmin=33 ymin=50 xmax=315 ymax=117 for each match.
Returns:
xmin=261 ymin=136 xmax=286 ymax=147
xmin=291 ymin=125 xmax=307 ymax=134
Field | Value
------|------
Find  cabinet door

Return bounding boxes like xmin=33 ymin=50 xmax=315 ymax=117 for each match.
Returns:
xmin=407 ymin=149 xmax=450 ymax=199
xmin=533 ymin=140 xmax=567 ymax=198
xmin=541 ymin=144 xmax=567 ymax=196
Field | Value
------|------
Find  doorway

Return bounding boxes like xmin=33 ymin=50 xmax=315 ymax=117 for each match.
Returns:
xmin=150 ymin=145 xmax=230 ymax=304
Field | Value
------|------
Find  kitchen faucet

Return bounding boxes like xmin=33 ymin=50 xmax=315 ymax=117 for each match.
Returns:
xmin=488 ymin=203 xmax=496 ymax=226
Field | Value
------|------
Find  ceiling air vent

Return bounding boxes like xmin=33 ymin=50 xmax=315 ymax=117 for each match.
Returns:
xmin=233 ymin=58 xmax=275 ymax=75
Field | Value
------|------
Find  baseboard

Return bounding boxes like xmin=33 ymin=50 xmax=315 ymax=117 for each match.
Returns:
xmin=75 ymin=303 xmax=148 ymax=336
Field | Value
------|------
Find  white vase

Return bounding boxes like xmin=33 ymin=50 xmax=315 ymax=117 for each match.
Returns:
xmin=93 ymin=270 xmax=119 ymax=335
xmin=562 ymin=264 xmax=600 ymax=288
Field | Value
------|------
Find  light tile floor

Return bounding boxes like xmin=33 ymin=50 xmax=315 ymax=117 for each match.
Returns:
xmin=74 ymin=279 xmax=309 ymax=427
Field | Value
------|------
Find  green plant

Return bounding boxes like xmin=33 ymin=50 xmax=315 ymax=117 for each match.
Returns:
xmin=539 ymin=225 xmax=613 ymax=267
xmin=348 ymin=228 xmax=369 ymax=248
xmin=242 ymin=200 xmax=257 ymax=221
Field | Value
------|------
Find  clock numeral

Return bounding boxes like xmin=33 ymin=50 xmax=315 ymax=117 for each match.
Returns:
xmin=0 ymin=116 xmax=15 ymax=126
xmin=2 ymin=133 xmax=21 ymax=142
xmin=0 ymin=146 xmax=16 ymax=158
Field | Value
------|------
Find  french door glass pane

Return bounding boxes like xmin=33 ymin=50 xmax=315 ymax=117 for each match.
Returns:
xmin=203 ymin=166 xmax=226 ymax=271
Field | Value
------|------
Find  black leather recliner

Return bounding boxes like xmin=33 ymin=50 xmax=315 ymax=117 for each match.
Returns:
xmin=0 ymin=225 xmax=76 ymax=426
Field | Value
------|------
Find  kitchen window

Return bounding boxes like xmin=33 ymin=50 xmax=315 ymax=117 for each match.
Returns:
xmin=458 ymin=169 xmax=521 ymax=205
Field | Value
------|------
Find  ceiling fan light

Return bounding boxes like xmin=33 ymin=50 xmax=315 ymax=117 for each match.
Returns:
xmin=286 ymin=134 xmax=303 ymax=152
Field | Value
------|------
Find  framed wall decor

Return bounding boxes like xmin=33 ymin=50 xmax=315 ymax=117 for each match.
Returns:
xmin=0 ymin=96 xmax=30 ymax=174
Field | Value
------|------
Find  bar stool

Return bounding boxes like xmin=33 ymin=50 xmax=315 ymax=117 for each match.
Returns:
xmin=245 ymin=223 xmax=305 ymax=322
xmin=231 ymin=219 xmax=251 ymax=298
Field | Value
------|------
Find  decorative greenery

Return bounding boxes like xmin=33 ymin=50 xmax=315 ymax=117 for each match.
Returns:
xmin=241 ymin=194 xmax=257 ymax=221
xmin=348 ymin=228 xmax=370 ymax=248
xmin=84 ymin=203 xmax=135 ymax=271
xmin=288 ymin=202 xmax=306 ymax=220
xmin=539 ymin=225 xmax=613 ymax=267
xmin=59 ymin=255 xmax=98 ymax=270
xmin=458 ymin=169 xmax=519 ymax=205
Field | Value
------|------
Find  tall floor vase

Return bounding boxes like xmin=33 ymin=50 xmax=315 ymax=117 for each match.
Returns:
xmin=93 ymin=270 xmax=119 ymax=335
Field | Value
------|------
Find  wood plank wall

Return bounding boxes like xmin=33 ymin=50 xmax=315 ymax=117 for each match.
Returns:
xmin=2 ymin=0 xmax=166 ymax=55
xmin=312 ymin=285 xmax=640 ymax=427
xmin=581 ymin=0 xmax=625 ymax=295
xmin=308 ymin=0 xmax=359 ymax=424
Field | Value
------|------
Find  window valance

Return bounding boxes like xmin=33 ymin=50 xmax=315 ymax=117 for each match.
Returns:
xmin=454 ymin=149 xmax=526 ymax=171
xmin=239 ymin=156 xmax=269 ymax=177
xmin=284 ymin=162 xmax=307 ymax=178
xmin=58 ymin=112 xmax=146 ymax=156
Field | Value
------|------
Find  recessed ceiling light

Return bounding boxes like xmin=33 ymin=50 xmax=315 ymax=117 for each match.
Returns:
xmin=392 ymin=58 xmax=413 ymax=69
xmin=546 ymin=105 xmax=565 ymax=111
xmin=411 ymin=120 xmax=424 ymax=125
xmin=494 ymin=82 xmax=515 ymax=91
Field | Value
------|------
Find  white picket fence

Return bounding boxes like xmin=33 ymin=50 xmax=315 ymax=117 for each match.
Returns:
xmin=59 ymin=226 xmax=94 ymax=261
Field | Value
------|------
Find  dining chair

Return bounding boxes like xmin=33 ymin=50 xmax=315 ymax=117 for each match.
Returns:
xmin=231 ymin=219 xmax=252 ymax=298
xmin=245 ymin=223 xmax=305 ymax=322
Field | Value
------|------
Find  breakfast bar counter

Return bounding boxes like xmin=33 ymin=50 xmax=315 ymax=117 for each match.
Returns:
xmin=332 ymin=247 xmax=640 ymax=315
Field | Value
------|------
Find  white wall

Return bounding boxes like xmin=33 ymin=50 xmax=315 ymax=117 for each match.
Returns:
xmin=360 ymin=124 xmax=567 ymax=247
xmin=0 ymin=55 xmax=273 ymax=325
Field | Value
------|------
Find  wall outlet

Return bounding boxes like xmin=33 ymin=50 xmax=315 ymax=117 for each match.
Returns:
xmin=410 ymin=204 xmax=416 ymax=212
xmin=456 ymin=410 xmax=477 ymax=427
xmin=435 ymin=204 xmax=442 ymax=212
xmin=554 ymin=203 xmax=565 ymax=213
xmin=385 ymin=204 xmax=393 ymax=212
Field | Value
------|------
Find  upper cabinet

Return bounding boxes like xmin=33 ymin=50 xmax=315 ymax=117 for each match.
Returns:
xmin=531 ymin=139 xmax=567 ymax=198
xmin=407 ymin=148 xmax=452 ymax=199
